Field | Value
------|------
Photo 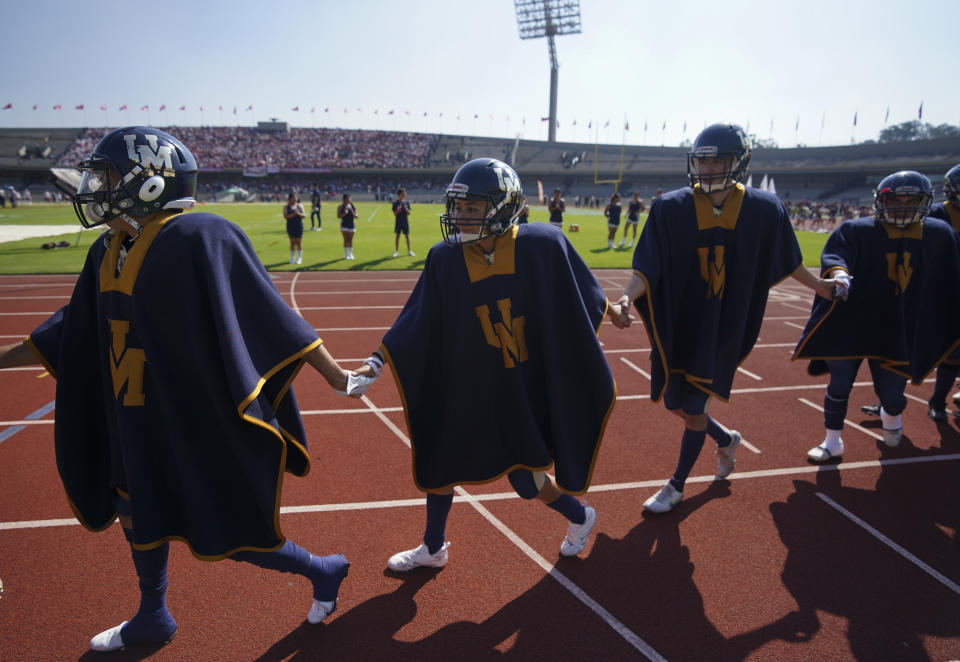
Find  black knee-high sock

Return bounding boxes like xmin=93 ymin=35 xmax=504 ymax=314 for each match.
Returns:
xmin=423 ymin=493 xmax=454 ymax=555
xmin=823 ymin=393 xmax=848 ymax=431
xmin=669 ymin=428 xmax=707 ymax=491
xmin=930 ymin=364 xmax=960 ymax=409
xmin=119 ymin=528 xmax=177 ymax=644
xmin=706 ymin=416 xmax=732 ymax=446
xmin=231 ymin=540 xmax=349 ymax=602
xmin=545 ymin=494 xmax=586 ymax=524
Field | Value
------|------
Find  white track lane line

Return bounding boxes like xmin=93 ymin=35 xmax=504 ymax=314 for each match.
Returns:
xmin=797 ymin=397 xmax=882 ymax=440
xmin=356 ymin=392 xmax=664 ymax=660
xmin=816 ymin=492 xmax=960 ymax=597
xmin=619 ymin=356 xmax=650 ymax=379
xmin=736 ymin=366 xmax=763 ymax=381
xmin=290 ymin=271 xmax=302 ymax=315
xmin=783 ymin=321 xmax=806 ymax=330
xmin=7 ymin=454 xmax=959 ymax=528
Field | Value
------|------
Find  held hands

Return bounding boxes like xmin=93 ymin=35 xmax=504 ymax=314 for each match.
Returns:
xmin=608 ymin=297 xmax=634 ymax=329
xmin=827 ymin=273 xmax=852 ymax=301
xmin=334 ymin=355 xmax=383 ymax=398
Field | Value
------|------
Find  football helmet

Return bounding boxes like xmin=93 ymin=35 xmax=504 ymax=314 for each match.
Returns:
xmin=687 ymin=123 xmax=752 ymax=194
xmin=943 ymin=164 xmax=960 ymax=203
xmin=441 ymin=158 xmax=522 ymax=245
xmin=874 ymin=170 xmax=932 ymax=227
xmin=73 ymin=126 xmax=197 ymax=228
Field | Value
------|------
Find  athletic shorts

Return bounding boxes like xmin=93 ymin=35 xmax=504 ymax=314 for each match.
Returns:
xmin=340 ymin=218 xmax=356 ymax=232
xmin=394 ymin=218 xmax=409 ymax=234
xmin=662 ymin=376 xmax=711 ymax=415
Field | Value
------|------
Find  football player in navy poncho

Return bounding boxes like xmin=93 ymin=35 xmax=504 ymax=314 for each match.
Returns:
xmin=795 ymin=171 xmax=960 ymax=463
xmin=610 ymin=123 xmax=838 ymax=514
xmin=921 ymin=164 xmax=960 ymax=418
xmin=348 ymin=158 xmax=623 ymax=571
xmin=0 ymin=127 xmax=360 ymax=652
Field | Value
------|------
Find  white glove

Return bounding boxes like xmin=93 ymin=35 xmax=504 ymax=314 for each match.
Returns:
xmin=334 ymin=355 xmax=383 ymax=397
xmin=832 ymin=272 xmax=852 ymax=300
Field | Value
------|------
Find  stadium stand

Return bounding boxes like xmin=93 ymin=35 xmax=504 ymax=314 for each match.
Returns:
xmin=1 ymin=126 xmax=957 ymax=207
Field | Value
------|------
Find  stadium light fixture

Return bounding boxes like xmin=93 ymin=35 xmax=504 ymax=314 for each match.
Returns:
xmin=514 ymin=0 xmax=581 ymax=143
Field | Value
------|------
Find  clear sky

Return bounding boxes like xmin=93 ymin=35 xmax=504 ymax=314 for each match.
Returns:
xmin=2 ymin=0 xmax=957 ymax=148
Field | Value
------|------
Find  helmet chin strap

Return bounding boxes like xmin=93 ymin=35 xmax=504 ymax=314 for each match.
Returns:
xmin=116 ymin=213 xmax=143 ymax=236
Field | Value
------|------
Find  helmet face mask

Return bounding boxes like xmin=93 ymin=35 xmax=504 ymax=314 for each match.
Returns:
xmin=944 ymin=164 xmax=960 ymax=204
xmin=440 ymin=158 xmax=522 ymax=245
xmin=874 ymin=171 xmax=932 ymax=227
xmin=687 ymin=124 xmax=751 ymax=194
xmin=72 ymin=126 xmax=198 ymax=229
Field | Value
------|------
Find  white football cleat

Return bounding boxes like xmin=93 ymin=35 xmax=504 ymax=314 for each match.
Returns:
xmin=387 ymin=542 xmax=449 ymax=572
xmin=560 ymin=505 xmax=597 ymax=557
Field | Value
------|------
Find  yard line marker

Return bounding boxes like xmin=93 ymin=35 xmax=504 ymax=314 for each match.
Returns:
xmin=366 ymin=205 xmax=381 ymax=222
xmin=736 ymin=366 xmax=763 ymax=381
xmin=358 ymin=392 xmax=665 ymax=661
xmin=619 ymin=357 xmax=650 ymax=379
xmin=816 ymin=492 xmax=960 ymax=597
xmin=797 ymin=397 xmax=882 ymax=440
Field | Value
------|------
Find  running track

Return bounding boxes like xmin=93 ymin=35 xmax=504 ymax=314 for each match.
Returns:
xmin=0 ymin=269 xmax=958 ymax=661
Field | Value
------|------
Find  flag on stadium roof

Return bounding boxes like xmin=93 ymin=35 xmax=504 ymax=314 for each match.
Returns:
xmin=218 ymin=105 xmax=223 ymax=111
xmin=75 ymin=104 xmax=84 ymax=110
xmin=1 ymin=103 xmax=10 ymax=110
xmin=918 ymin=101 xmax=923 ymax=119
xmin=232 ymin=106 xmax=237 ymax=114
xmin=292 ymin=106 xmax=299 ymax=111
xmin=246 ymin=105 xmax=253 ymax=111
xmin=884 ymin=107 xmax=890 ymax=125
xmin=603 ymin=119 xmax=610 ymax=128
xmin=141 ymin=105 xmax=149 ymax=111
xmin=159 ymin=105 xmax=166 ymax=111
xmin=53 ymin=104 xmax=62 ymax=110
xmin=32 ymin=104 xmax=37 ymax=111
xmin=179 ymin=105 xmax=186 ymax=111
xmin=852 ymin=111 xmax=857 ymax=126
xmin=324 ymin=108 xmax=329 ymax=112
xmin=625 ymin=117 xmax=629 ymax=131
xmin=100 ymin=104 xmax=107 ymax=111
xmin=388 ymin=110 xmax=394 ymax=115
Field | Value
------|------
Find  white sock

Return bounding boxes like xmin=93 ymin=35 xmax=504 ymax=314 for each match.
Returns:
xmin=348 ymin=247 xmax=354 ymax=258
xmin=880 ymin=407 xmax=902 ymax=431
xmin=823 ymin=428 xmax=843 ymax=452
xmin=291 ymin=251 xmax=295 ymax=261
xmin=344 ymin=248 xmax=349 ymax=258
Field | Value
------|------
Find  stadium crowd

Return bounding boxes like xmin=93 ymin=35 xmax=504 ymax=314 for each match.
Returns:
xmin=57 ymin=126 xmax=438 ymax=170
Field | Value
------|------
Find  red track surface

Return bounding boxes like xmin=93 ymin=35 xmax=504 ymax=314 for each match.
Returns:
xmin=1 ymin=270 xmax=958 ymax=661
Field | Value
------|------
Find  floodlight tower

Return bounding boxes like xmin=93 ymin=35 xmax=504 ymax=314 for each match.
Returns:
xmin=514 ymin=0 xmax=581 ymax=143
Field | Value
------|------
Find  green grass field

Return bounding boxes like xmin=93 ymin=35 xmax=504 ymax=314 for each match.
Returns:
xmin=0 ymin=202 xmax=830 ymax=274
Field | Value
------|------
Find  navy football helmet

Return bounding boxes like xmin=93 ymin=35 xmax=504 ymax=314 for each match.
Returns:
xmin=73 ymin=126 xmax=197 ymax=228
xmin=943 ymin=164 xmax=960 ymax=203
xmin=441 ymin=158 xmax=522 ymax=245
xmin=874 ymin=171 xmax=932 ymax=227
xmin=687 ymin=123 xmax=752 ymax=194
